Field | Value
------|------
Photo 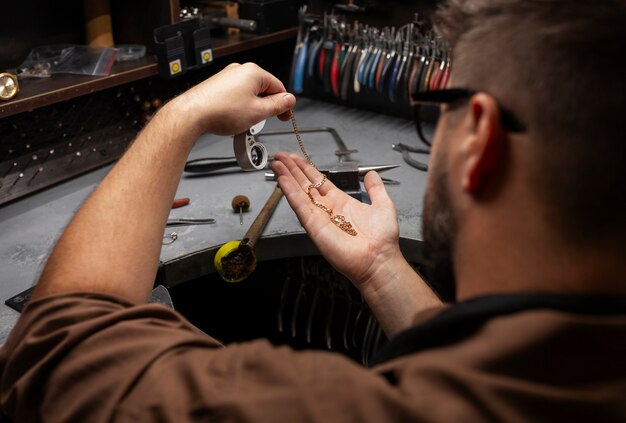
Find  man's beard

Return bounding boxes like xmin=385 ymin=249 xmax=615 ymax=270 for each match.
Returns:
xmin=421 ymin=166 xmax=458 ymax=301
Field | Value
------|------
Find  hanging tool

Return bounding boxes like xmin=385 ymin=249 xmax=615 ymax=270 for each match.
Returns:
xmin=292 ymin=27 xmax=310 ymax=94
xmin=379 ymin=40 xmax=397 ymax=94
xmin=214 ymin=184 xmax=283 ymax=282
xmin=388 ymin=39 xmax=404 ymax=102
xmin=340 ymin=42 xmax=358 ymax=101
xmin=231 ymin=195 xmax=250 ymax=225
xmin=308 ymin=26 xmax=325 ymax=79
xmin=330 ymin=40 xmax=342 ymax=97
xmin=322 ymin=38 xmax=336 ymax=94
xmin=408 ymin=53 xmax=426 ymax=100
xmin=374 ymin=33 xmax=390 ymax=90
xmin=290 ymin=6 xmax=310 ymax=93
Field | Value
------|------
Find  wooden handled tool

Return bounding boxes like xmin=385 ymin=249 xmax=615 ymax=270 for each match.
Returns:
xmin=214 ymin=185 xmax=283 ymax=282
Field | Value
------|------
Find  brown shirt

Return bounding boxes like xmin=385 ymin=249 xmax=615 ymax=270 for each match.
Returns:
xmin=0 ymin=293 xmax=624 ymax=422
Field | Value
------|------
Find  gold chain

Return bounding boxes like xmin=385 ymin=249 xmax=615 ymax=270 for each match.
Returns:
xmin=289 ymin=110 xmax=357 ymax=236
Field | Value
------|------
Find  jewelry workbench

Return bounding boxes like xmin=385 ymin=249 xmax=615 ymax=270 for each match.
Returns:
xmin=0 ymin=98 xmax=431 ymax=344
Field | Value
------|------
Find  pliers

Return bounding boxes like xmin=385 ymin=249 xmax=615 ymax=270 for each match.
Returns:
xmin=392 ymin=143 xmax=429 ymax=171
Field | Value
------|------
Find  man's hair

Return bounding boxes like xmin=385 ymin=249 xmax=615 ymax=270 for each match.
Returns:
xmin=433 ymin=0 xmax=626 ymax=246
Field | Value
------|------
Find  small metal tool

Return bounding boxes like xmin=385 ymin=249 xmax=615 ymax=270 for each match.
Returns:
xmin=259 ymin=126 xmax=358 ymax=162
xmin=231 ymin=195 xmax=250 ymax=225
xmin=266 ymin=162 xmax=400 ymax=201
xmin=392 ymin=143 xmax=429 ymax=171
xmin=265 ymin=163 xmax=399 ymax=182
xmin=165 ymin=218 xmax=215 ymax=227
xmin=162 ymin=232 xmax=178 ymax=245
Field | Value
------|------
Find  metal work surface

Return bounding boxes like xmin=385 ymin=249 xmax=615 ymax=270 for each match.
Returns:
xmin=0 ymin=98 xmax=431 ymax=343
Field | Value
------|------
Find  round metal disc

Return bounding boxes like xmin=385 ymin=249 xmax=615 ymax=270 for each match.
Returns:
xmin=0 ymin=73 xmax=19 ymax=101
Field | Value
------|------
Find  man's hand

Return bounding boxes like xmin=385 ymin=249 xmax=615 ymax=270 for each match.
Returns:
xmin=272 ymin=153 xmax=442 ymax=337
xmin=272 ymin=153 xmax=400 ymax=286
xmin=169 ymin=63 xmax=296 ymax=137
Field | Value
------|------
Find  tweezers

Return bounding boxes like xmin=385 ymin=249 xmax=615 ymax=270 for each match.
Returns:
xmin=166 ymin=218 xmax=216 ymax=227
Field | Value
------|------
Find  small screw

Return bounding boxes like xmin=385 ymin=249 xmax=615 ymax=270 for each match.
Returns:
xmin=231 ymin=195 xmax=250 ymax=225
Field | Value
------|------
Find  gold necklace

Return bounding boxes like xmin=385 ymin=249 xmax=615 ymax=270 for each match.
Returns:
xmin=289 ymin=110 xmax=357 ymax=236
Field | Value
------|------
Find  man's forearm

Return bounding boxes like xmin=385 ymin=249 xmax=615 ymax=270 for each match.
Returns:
xmin=33 ymin=101 xmax=200 ymax=303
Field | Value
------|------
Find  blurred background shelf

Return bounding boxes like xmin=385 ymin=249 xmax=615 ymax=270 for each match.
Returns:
xmin=0 ymin=28 xmax=297 ymax=119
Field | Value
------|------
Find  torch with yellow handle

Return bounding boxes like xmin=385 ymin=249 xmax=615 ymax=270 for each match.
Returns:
xmin=214 ymin=184 xmax=283 ymax=282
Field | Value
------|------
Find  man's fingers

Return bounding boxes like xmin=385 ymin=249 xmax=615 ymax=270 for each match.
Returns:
xmin=274 ymin=152 xmax=321 ymax=195
xmin=272 ymin=154 xmax=313 ymax=196
xmin=256 ymin=64 xmax=288 ymax=95
xmin=272 ymin=160 xmax=305 ymax=199
xmin=290 ymin=154 xmax=335 ymax=196
xmin=364 ymin=171 xmax=393 ymax=207
xmin=272 ymin=160 xmax=327 ymax=229
xmin=253 ymin=93 xmax=296 ymax=121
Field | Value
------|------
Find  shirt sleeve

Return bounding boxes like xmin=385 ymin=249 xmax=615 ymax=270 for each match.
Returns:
xmin=0 ymin=293 xmax=423 ymax=423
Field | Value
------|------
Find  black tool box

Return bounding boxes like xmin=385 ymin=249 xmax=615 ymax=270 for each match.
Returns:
xmin=239 ymin=0 xmax=306 ymax=34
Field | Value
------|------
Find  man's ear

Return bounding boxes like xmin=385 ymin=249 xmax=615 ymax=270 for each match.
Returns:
xmin=461 ymin=93 xmax=506 ymax=195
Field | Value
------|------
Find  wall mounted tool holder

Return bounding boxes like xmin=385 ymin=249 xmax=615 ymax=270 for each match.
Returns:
xmin=153 ymin=17 xmax=213 ymax=79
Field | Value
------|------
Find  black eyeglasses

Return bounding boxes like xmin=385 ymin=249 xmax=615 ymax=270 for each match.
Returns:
xmin=411 ymin=88 xmax=527 ymax=147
